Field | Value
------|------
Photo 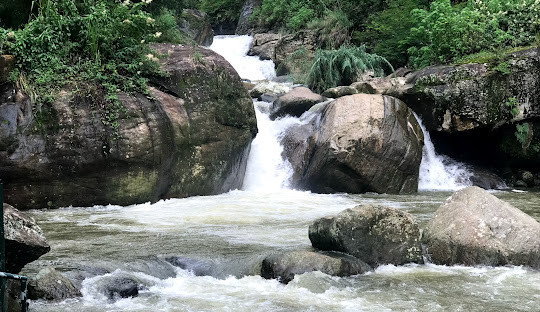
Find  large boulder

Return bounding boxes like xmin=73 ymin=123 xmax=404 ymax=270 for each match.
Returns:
xmin=178 ymin=9 xmax=214 ymax=47
xmin=247 ymin=33 xmax=281 ymax=61
xmin=400 ymin=48 xmax=540 ymax=168
xmin=27 ymin=267 xmax=81 ymax=301
xmin=0 ymin=45 xmax=257 ymax=209
xmin=309 ymin=205 xmax=423 ymax=267
xmin=270 ymin=87 xmax=326 ymax=119
xmin=261 ymin=250 xmax=371 ymax=284
xmin=296 ymin=94 xmax=424 ymax=194
xmin=3 ymin=203 xmax=50 ymax=273
xmin=236 ymin=0 xmax=263 ymax=35
xmin=423 ymin=186 xmax=540 ymax=268
xmin=274 ymin=30 xmax=318 ymax=76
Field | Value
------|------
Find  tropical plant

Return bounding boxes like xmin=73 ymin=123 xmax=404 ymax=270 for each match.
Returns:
xmin=306 ymin=45 xmax=393 ymax=93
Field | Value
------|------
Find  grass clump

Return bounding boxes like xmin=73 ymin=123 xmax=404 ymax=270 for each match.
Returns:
xmin=306 ymin=45 xmax=393 ymax=93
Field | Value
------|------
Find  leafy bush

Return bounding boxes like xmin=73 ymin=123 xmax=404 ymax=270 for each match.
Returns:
xmin=200 ymin=0 xmax=245 ymax=26
xmin=253 ymin=0 xmax=330 ymax=31
xmin=307 ymin=10 xmax=352 ymax=49
xmin=407 ymin=0 xmax=540 ymax=68
xmin=0 ymin=0 xmax=177 ymax=134
xmin=306 ymin=45 xmax=393 ymax=93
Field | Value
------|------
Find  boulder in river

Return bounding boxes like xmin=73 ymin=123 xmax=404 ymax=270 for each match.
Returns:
xmin=27 ymin=267 xmax=81 ymax=301
xmin=423 ymin=186 xmax=540 ymax=268
xmin=261 ymin=250 xmax=371 ymax=284
xmin=297 ymin=94 xmax=424 ymax=194
xmin=1 ymin=45 xmax=257 ymax=209
xmin=105 ymin=277 xmax=140 ymax=299
xmin=309 ymin=205 xmax=423 ymax=267
xmin=247 ymin=33 xmax=281 ymax=60
xmin=270 ymin=86 xmax=326 ymax=119
xmin=3 ymin=203 xmax=50 ymax=273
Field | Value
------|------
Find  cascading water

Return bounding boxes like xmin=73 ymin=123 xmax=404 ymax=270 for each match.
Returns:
xmin=415 ymin=115 xmax=473 ymax=191
xmin=210 ymin=35 xmax=276 ymax=81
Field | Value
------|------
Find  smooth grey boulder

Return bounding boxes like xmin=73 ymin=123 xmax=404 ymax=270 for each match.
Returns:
xmin=27 ymin=267 xmax=81 ymax=301
xmin=261 ymin=250 xmax=371 ymax=284
xmin=270 ymin=87 xmax=326 ymax=119
xmin=309 ymin=205 xmax=423 ymax=267
xmin=105 ymin=277 xmax=140 ymax=299
xmin=299 ymin=94 xmax=424 ymax=194
xmin=3 ymin=203 xmax=50 ymax=273
xmin=247 ymin=33 xmax=281 ymax=60
xmin=423 ymin=186 xmax=540 ymax=268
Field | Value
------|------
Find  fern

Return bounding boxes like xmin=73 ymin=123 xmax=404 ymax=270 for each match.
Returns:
xmin=306 ymin=45 xmax=393 ymax=93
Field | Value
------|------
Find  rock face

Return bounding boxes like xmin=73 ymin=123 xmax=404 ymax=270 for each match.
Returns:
xmin=423 ymin=186 xmax=540 ymax=268
xmin=309 ymin=205 xmax=423 ymax=267
xmin=236 ymin=0 xmax=263 ymax=35
xmin=0 ymin=55 xmax=15 ymax=83
xmin=27 ymin=267 xmax=81 ymax=301
xmin=270 ymin=87 xmax=326 ymax=119
xmin=3 ymin=203 xmax=50 ymax=273
xmin=261 ymin=250 xmax=371 ymax=284
xmin=179 ymin=9 xmax=214 ymax=47
xmin=0 ymin=45 xmax=257 ymax=209
xmin=293 ymin=94 xmax=423 ymax=194
xmin=248 ymin=33 xmax=281 ymax=60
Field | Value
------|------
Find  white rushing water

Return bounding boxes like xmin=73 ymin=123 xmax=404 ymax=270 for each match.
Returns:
xmin=415 ymin=116 xmax=474 ymax=191
xmin=210 ymin=35 xmax=277 ymax=81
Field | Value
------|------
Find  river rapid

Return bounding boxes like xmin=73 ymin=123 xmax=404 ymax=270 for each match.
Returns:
xmin=24 ymin=36 xmax=540 ymax=312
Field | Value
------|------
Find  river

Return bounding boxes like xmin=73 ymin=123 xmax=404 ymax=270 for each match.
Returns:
xmin=24 ymin=35 xmax=540 ymax=312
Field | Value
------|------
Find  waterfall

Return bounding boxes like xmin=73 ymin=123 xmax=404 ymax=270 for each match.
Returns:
xmin=209 ymin=35 xmax=277 ymax=81
xmin=210 ymin=35 xmax=298 ymax=191
xmin=415 ymin=115 xmax=473 ymax=191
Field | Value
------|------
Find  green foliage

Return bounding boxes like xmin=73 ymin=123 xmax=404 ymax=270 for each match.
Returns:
xmin=307 ymin=10 xmax=352 ymax=49
xmin=200 ymin=0 xmax=244 ymax=25
xmin=356 ymin=0 xmax=427 ymax=67
xmin=0 ymin=0 xmax=172 ymax=136
xmin=253 ymin=0 xmax=330 ymax=31
xmin=505 ymin=97 xmax=520 ymax=119
xmin=407 ymin=0 xmax=540 ymax=68
xmin=306 ymin=45 xmax=393 ymax=93
xmin=153 ymin=8 xmax=185 ymax=44
xmin=493 ymin=60 xmax=511 ymax=75
xmin=515 ymin=122 xmax=530 ymax=148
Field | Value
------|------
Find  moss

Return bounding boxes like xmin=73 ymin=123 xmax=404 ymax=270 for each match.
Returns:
xmin=105 ymin=169 xmax=159 ymax=204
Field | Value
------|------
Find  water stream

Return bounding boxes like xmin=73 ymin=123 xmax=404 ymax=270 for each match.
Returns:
xmin=24 ymin=36 xmax=540 ymax=311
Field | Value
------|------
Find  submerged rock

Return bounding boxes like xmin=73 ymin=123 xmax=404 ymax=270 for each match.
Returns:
xmin=261 ymin=250 xmax=371 ymax=284
xmin=423 ymin=186 xmax=540 ymax=268
xmin=104 ymin=277 xmax=140 ymax=299
xmin=1 ymin=45 xmax=257 ymax=209
xmin=270 ymin=87 xmax=326 ymax=119
xmin=309 ymin=205 xmax=423 ymax=267
xmin=298 ymin=94 xmax=424 ymax=194
xmin=3 ymin=203 xmax=50 ymax=273
xmin=27 ymin=267 xmax=81 ymax=301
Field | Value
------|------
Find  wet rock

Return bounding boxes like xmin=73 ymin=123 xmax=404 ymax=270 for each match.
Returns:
xmin=27 ymin=267 xmax=81 ymax=301
xmin=166 ymin=256 xmax=214 ymax=276
xmin=521 ymin=171 xmax=534 ymax=186
xmin=321 ymin=86 xmax=357 ymax=98
xmin=248 ymin=33 xmax=281 ymax=60
xmin=105 ymin=277 xmax=140 ymax=299
xmin=249 ymin=80 xmax=290 ymax=100
xmin=270 ymin=87 xmax=326 ymax=119
xmin=309 ymin=205 xmax=423 ymax=267
xmin=1 ymin=45 xmax=257 ymax=209
xmin=514 ymin=180 xmax=528 ymax=187
xmin=298 ymin=94 xmax=424 ymax=194
xmin=280 ymin=119 xmax=318 ymax=185
xmin=469 ymin=168 xmax=506 ymax=190
xmin=3 ymin=203 xmax=50 ymax=273
xmin=179 ymin=9 xmax=214 ymax=46
xmin=423 ymin=186 xmax=540 ymax=268
xmin=261 ymin=250 xmax=371 ymax=284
